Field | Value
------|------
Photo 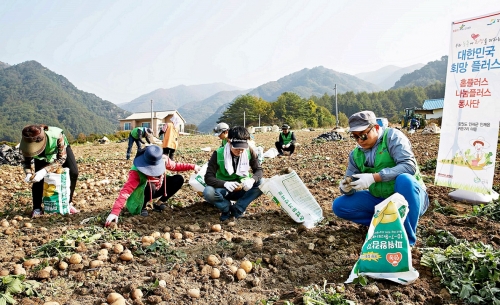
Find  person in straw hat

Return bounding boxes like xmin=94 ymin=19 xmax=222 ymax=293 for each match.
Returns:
xmin=19 ymin=124 xmax=79 ymax=218
xmin=105 ymin=145 xmax=201 ymax=226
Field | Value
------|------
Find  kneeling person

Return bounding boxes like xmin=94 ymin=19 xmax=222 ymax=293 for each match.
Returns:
xmin=204 ymin=126 xmax=263 ymax=221
xmin=105 ymin=145 xmax=200 ymax=226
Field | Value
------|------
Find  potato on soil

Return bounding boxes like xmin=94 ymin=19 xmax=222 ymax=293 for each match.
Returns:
xmin=107 ymin=292 xmax=125 ymax=304
xmin=58 ymin=261 xmax=68 ymax=270
xmin=89 ymin=260 xmax=103 ymax=268
xmin=228 ymin=265 xmax=238 ymax=275
xmin=23 ymin=258 xmax=40 ymax=268
xmin=120 ymin=251 xmax=133 ymax=261
xmin=151 ymin=231 xmax=161 ymax=238
xmin=224 ymin=257 xmax=233 ymax=265
xmin=101 ymin=242 xmax=112 ymax=249
xmin=187 ymin=288 xmax=200 ymax=298
xmin=240 ymin=260 xmax=252 ymax=273
xmin=211 ymin=224 xmax=222 ymax=232
xmin=131 ymin=288 xmax=143 ymax=300
xmin=69 ymin=253 xmax=82 ymax=264
xmin=207 ymin=255 xmax=219 ymax=266
xmin=112 ymin=244 xmax=124 ymax=254
xmin=210 ymin=268 xmax=220 ymax=279
xmin=236 ymin=268 xmax=247 ymax=280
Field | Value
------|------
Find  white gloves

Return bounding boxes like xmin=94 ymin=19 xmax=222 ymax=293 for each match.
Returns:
xmin=32 ymin=169 xmax=48 ymax=183
xmin=242 ymin=178 xmax=255 ymax=191
xmin=351 ymin=173 xmax=375 ymax=190
xmin=224 ymin=182 xmax=241 ymax=192
xmin=339 ymin=178 xmax=353 ymax=193
xmin=285 ymin=143 xmax=290 ymax=148
xmin=105 ymin=214 xmax=119 ymax=227
xmin=194 ymin=165 xmax=201 ymax=173
xmin=282 ymin=145 xmax=286 ymax=149
xmin=24 ymin=174 xmax=33 ymax=183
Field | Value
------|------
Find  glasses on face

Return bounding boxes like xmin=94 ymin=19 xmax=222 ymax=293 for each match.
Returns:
xmin=350 ymin=125 xmax=374 ymax=141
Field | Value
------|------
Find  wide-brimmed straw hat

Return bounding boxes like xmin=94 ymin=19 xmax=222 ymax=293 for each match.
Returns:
xmin=19 ymin=125 xmax=47 ymax=157
xmin=133 ymin=145 xmax=165 ymax=176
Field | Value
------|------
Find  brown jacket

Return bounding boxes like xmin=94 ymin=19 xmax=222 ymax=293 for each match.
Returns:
xmin=161 ymin=122 xmax=179 ymax=150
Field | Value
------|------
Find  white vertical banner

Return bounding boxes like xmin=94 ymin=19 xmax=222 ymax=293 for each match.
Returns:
xmin=435 ymin=11 xmax=500 ymax=195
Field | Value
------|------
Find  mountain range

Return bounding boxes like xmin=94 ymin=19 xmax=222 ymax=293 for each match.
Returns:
xmin=0 ymin=57 xmax=447 ymax=141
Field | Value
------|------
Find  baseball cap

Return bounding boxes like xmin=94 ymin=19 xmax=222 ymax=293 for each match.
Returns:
xmin=230 ymin=138 xmax=248 ymax=149
xmin=348 ymin=111 xmax=377 ymax=132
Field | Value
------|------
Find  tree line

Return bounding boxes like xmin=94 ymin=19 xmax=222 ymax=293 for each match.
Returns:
xmin=218 ymin=82 xmax=445 ymax=129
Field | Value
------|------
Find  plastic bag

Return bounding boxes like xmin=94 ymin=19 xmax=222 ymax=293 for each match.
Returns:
xmin=259 ymin=170 xmax=323 ymax=228
xmin=189 ymin=163 xmax=208 ymax=195
xmin=42 ymin=168 xmax=70 ymax=215
xmin=263 ymin=148 xmax=279 ymax=158
xmin=346 ymin=193 xmax=419 ymax=285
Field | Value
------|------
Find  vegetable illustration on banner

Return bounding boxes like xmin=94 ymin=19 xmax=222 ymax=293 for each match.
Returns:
xmin=435 ymin=11 xmax=500 ymax=195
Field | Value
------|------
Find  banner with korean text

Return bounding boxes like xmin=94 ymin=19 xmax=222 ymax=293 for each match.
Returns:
xmin=435 ymin=11 xmax=500 ymax=194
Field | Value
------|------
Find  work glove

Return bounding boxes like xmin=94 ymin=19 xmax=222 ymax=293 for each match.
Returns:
xmin=339 ymin=178 xmax=353 ymax=193
xmin=285 ymin=143 xmax=291 ymax=148
xmin=194 ymin=165 xmax=201 ymax=173
xmin=350 ymin=173 xmax=375 ymax=190
xmin=282 ymin=145 xmax=286 ymax=149
xmin=224 ymin=181 xmax=241 ymax=192
xmin=105 ymin=214 xmax=119 ymax=227
xmin=242 ymin=178 xmax=255 ymax=191
xmin=24 ymin=174 xmax=33 ymax=183
xmin=32 ymin=169 xmax=47 ymax=183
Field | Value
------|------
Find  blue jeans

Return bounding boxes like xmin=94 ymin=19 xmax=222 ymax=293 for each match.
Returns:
xmin=332 ymin=173 xmax=429 ymax=246
xmin=203 ymin=180 xmax=263 ymax=215
xmin=126 ymin=135 xmax=143 ymax=160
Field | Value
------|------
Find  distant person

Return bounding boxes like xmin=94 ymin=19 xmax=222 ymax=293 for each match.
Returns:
xmin=275 ymin=124 xmax=296 ymax=156
xmin=19 ymin=124 xmax=79 ymax=217
xmin=126 ymin=127 xmax=153 ymax=160
xmin=213 ymin=122 xmax=230 ymax=147
xmin=159 ymin=116 xmax=181 ymax=160
xmin=410 ymin=118 xmax=420 ymax=131
xmin=105 ymin=145 xmax=201 ymax=226
xmin=203 ymin=126 xmax=263 ymax=221
xmin=332 ymin=111 xmax=428 ymax=246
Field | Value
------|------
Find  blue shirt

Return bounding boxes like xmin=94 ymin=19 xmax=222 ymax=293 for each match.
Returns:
xmin=346 ymin=128 xmax=418 ymax=183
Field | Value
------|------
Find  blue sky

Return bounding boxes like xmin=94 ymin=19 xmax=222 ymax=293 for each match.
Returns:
xmin=1 ymin=0 xmax=499 ymax=103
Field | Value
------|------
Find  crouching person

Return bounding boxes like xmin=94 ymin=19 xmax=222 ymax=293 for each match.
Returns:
xmin=105 ymin=145 xmax=200 ymax=227
xmin=332 ymin=111 xmax=429 ymax=246
xmin=204 ymin=126 xmax=263 ymax=221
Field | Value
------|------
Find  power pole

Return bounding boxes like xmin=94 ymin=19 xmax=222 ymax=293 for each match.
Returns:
xmin=150 ymin=99 xmax=154 ymax=135
xmin=335 ymin=84 xmax=339 ymax=127
xmin=243 ymin=111 xmax=246 ymax=127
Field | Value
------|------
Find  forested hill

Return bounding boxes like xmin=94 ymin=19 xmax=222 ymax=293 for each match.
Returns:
xmin=0 ymin=61 xmax=131 ymax=142
xmin=392 ymin=56 xmax=448 ymax=89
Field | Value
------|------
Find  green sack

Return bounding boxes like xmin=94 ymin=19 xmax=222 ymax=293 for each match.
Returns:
xmin=42 ymin=168 xmax=70 ymax=215
xmin=346 ymin=193 xmax=419 ymax=285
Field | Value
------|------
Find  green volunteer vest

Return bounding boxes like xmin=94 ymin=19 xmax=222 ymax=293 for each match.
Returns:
xmin=215 ymin=147 xmax=252 ymax=182
xmin=280 ymin=132 xmax=293 ymax=145
xmin=130 ymin=127 xmax=145 ymax=139
xmin=33 ymin=127 xmax=69 ymax=163
xmin=352 ymin=128 xmax=424 ymax=198
xmin=125 ymin=165 xmax=149 ymax=215
xmin=221 ymin=138 xmax=228 ymax=147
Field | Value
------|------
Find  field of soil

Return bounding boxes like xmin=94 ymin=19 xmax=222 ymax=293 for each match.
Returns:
xmin=0 ymin=129 xmax=499 ymax=305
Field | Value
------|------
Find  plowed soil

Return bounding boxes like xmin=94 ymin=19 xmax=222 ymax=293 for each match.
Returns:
xmin=0 ymin=129 xmax=499 ymax=305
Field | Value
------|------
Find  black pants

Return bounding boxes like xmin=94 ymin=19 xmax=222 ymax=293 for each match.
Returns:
xmin=142 ymin=175 xmax=184 ymax=210
xmin=162 ymin=147 xmax=176 ymax=161
xmin=275 ymin=142 xmax=295 ymax=155
xmin=32 ymin=146 xmax=79 ymax=210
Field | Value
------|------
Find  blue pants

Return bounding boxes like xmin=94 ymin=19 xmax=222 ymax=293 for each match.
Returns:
xmin=126 ymin=135 xmax=143 ymax=160
xmin=203 ymin=180 xmax=263 ymax=215
xmin=332 ymin=174 xmax=429 ymax=246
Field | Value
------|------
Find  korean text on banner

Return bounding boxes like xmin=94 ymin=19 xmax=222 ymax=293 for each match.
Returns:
xmin=42 ymin=168 xmax=71 ymax=215
xmin=435 ymin=11 xmax=500 ymax=195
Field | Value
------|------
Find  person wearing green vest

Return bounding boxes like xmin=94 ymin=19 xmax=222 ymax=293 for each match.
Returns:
xmin=213 ymin=122 xmax=230 ymax=147
xmin=126 ymin=127 xmax=153 ymax=160
xmin=204 ymin=126 xmax=263 ymax=221
xmin=20 ymin=124 xmax=79 ymax=218
xmin=105 ymin=145 xmax=201 ymax=226
xmin=332 ymin=111 xmax=429 ymax=246
xmin=275 ymin=124 xmax=296 ymax=156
